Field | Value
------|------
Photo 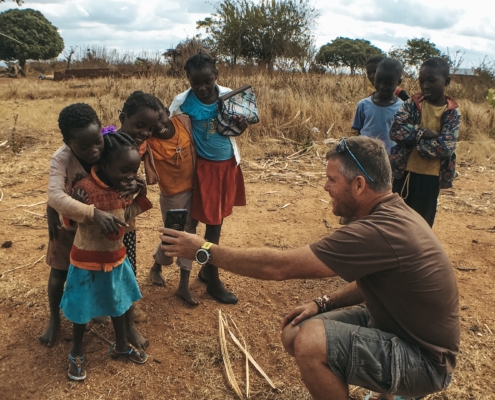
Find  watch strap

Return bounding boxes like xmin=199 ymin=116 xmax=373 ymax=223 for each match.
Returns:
xmin=201 ymin=242 xmax=214 ymax=251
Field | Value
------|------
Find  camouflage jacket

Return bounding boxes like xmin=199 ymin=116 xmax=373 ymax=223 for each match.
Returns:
xmin=389 ymin=93 xmax=461 ymax=189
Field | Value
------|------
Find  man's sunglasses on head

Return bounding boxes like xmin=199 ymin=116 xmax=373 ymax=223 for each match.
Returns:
xmin=336 ymin=138 xmax=374 ymax=182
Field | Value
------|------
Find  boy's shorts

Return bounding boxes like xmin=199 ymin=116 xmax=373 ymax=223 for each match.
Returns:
xmin=153 ymin=190 xmax=197 ymax=271
xmin=313 ymin=307 xmax=452 ymax=398
xmin=46 ymin=227 xmax=76 ymax=271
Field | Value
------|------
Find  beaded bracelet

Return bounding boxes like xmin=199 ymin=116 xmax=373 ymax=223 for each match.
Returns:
xmin=313 ymin=294 xmax=335 ymax=313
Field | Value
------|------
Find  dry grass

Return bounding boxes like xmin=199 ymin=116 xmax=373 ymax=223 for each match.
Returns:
xmin=1 ymin=70 xmax=494 ymax=155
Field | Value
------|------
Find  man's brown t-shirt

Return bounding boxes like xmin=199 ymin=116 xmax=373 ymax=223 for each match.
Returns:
xmin=310 ymin=193 xmax=460 ymax=374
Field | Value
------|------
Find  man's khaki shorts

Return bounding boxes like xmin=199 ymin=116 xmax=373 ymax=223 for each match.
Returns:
xmin=312 ymin=307 xmax=452 ymax=398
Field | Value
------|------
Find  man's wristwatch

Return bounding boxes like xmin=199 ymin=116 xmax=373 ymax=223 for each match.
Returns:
xmin=195 ymin=242 xmax=213 ymax=265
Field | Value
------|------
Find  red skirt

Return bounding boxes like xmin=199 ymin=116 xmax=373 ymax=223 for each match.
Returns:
xmin=192 ymin=156 xmax=246 ymax=225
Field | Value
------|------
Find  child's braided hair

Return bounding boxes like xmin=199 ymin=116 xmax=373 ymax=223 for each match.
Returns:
xmin=121 ymin=91 xmax=161 ymax=117
xmin=184 ymin=53 xmax=218 ymax=76
xmin=101 ymin=132 xmax=138 ymax=163
xmin=58 ymin=103 xmax=101 ymax=142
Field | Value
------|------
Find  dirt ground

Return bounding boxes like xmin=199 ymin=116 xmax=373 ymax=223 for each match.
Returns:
xmin=0 ymin=111 xmax=495 ymax=400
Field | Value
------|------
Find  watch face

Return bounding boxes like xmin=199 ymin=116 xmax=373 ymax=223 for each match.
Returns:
xmin=196 ymin=249 xmax=209 ymax=264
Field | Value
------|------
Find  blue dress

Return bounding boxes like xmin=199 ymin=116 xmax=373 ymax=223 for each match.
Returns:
xmin=60 ymin=257 xmax=141 ymax=324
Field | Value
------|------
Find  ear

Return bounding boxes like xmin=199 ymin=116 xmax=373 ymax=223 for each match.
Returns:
xmin=352 ymin=176 xmax=367 ymax=195
xmin=118 ymin=112 xmax=125 ymax=125
xmin=445 ymin=77 xmax=451 ymax=87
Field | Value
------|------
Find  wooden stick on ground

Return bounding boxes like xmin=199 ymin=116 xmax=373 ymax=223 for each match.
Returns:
xmin=228 ymin=315 xmax=250 ymax=398
xmin=219 ymin=311 xmax=243 ymax=398
xmin=226 ymin=324 xmax=277 ymax=390
xmin=0 ymin=255 xmax=45 ymax=278
xmin=1 ymin=200 xmax=47 ymax=212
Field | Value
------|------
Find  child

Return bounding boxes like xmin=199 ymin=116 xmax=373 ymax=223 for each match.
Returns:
xmin=390 ymin=57 xmax=461 ymax=227
xmin=41 ymin=103 xmax=131 ymax=348
xmin=117 ymin=90 xmax=162 ymax=275
xmin=60 ymin=132 xmax=152 ymax=381
xmin=352 ymin=58 xmax=404 ymax=154
xmin=169 ymin=53 xmax=248 ymax=304
xmin=366 ymin=56 xmax=409 ymax=101
xmin=147 ymin=101 xmax=199 ymax=305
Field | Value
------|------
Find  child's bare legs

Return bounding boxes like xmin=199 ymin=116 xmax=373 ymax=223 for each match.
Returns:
xmin=199 ymin=223 xmax=238 ymax=304
xmin=125 ymin=306 xmax=148 ymax=351
xmin=149 ymin=261 xmax=165 ymax=286
xmin=40 ymin=268 xmax=67 ymax=347
xmin=176 ymin=268 xmax=199 ymax=305
xmin=68 ymin=322 xmax=86 ymax=379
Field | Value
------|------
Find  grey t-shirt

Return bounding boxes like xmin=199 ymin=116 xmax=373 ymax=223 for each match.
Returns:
xmin=352 ymin=96 xmax=403 ymax=154
xmin=310 ymin=193 xmax=460 ymax=374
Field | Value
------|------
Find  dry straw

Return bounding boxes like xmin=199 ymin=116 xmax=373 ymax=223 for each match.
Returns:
xmin=218 ymin=310 xmax=277 ymax=398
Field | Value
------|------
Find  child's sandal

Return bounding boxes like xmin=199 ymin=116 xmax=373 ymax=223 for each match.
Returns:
xmin=68 ymin=353 xmax=86 ymax=381
xmin=109 ymin=342 xmax=148 ymax=364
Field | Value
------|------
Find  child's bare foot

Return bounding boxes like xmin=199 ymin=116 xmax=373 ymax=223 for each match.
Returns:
xmin=149 ymin=263 xmax=165 ymax=286
xmin=132 ymin=304 xmax=148 ymax=323
xmin=39 ymin=315 xmax=60 ymax=347
xmin=207 ymin=282 xmax=238 ymax=304
xmin=125 ymin=307 xmax=149 ymax=351
xmin=126 ymin=323 xmax=149 ymax=351
xmin=176 ymin=287 xmax=199 ymax=306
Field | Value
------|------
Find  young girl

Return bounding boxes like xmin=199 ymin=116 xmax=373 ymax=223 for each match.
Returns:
xmin=117 ymin=90 xmax=162 ymax=275
xmin=42 ymin=103 xmax=130 ymax=348
xmin=147 ymin=100 xmax=199 ymax=305
xmin=60 ymin=132 xmax=152 ymax=381
xmin=108 ymin=90 xmax=161 ymax=328
xmin=169 ymin=53 xmax=248 ymax=304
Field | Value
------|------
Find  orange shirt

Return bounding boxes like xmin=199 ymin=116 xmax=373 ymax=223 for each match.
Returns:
xmin=147 ymin=117 xmax=194 ymax=196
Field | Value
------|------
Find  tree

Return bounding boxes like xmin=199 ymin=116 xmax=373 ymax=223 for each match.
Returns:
xmin=316 ymin=37 xmax=384 ymax=74
xmin=163 ymin=37 xmax=210 ymax=75
xmin=197 ymin=0 xmax=319 ymax=70
xmin=0 ymin=9 xmax=64 ymax=70
xmin=389 ymin=38 xmax=445 ymax=72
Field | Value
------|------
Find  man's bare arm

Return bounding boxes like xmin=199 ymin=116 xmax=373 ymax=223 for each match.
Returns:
xmin=159 ymin=228 xmax=337 ymax=281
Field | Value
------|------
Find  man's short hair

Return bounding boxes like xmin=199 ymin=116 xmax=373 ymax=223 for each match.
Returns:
xmin=377 ymin=58 xmax=403 ymax=79
xmin=421 ymin=57 xmax=450 ymax=78
xmin=367 ymin=55 xmax=386 ymax=66
xmin=326 ymin=136 xmax=392 ymax=193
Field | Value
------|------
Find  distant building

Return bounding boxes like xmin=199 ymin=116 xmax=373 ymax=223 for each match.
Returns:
xmin=451 ymin=67 xmax=478 ymax=82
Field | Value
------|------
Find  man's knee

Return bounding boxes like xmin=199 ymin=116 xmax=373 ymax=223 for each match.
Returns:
xmin=281 ymin=324 xmax=300 ymax=357
xmin=293 ymin=319 xmax=326 ymax=362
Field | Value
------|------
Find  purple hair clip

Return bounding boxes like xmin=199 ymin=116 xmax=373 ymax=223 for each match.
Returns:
xmin=101 ymin=125 xmax=117 ymax=136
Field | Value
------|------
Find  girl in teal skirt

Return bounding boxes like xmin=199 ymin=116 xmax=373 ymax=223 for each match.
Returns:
xmin=60 ymin=132 xmax=152 ymax=381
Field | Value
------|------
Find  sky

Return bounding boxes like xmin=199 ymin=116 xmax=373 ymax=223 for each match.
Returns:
xmin=1 ymin=0 xmax=494 ymax=67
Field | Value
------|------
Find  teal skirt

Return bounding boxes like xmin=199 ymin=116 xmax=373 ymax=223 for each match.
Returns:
xmin=60 ymin=257 xmax=141 ymax=324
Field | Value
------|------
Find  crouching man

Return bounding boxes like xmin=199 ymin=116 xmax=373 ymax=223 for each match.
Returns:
xmin=160 ymin=136 xmax=460 ymax=400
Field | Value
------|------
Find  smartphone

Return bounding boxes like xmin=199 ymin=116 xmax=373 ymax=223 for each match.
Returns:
xmin=162 ymin=209 xmax=188 ymax=245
